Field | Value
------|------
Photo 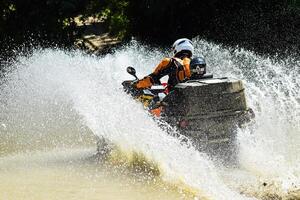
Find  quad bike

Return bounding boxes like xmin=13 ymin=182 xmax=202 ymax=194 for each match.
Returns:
xmin=97 ymin=66 xmax=254 ymax=164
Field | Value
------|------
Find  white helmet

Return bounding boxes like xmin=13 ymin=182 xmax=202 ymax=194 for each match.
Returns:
xmin=172 ymin=38 xmax=194 ymax=58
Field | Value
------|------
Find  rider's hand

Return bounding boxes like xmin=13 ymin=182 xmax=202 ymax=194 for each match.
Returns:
xmin=130 ymin=80 xmax=139 ymax=89
xmin=130 ymin=80 xmax=138 ymax=88
xmin=134 ymin=77 xmax=152 ymax=89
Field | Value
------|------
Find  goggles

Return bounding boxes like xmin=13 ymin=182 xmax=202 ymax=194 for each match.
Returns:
xmin=191 ymin=64 xmax=206 ymax=75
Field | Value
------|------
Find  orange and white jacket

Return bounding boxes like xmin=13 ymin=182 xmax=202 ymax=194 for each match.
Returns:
xmin=136 ymin=57 xmax=191 ymax=90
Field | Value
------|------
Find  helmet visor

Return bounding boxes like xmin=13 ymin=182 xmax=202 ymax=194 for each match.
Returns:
xmin=191 ymin=64 xmax=206 ymax=75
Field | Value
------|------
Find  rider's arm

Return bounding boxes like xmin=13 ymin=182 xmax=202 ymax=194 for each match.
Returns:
xmin=136 ymin=58 xmax=171 ymax=89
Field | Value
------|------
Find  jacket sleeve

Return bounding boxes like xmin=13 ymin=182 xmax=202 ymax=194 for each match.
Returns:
xmin=182 ymin=57 xmax=191 ymax=78
xmin=136 ymin=58 xmax=171 ymax=89
xmin=153 ymin=58 xmax=171 ymax=75
xmin=135 ymin=76 xmax=153 ymax=89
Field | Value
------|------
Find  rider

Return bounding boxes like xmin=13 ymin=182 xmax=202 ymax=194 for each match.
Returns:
xmin=135 ymin=38 xmax=194 ymax=91
xmin=189 ymin=56 xmax=207 ymax=79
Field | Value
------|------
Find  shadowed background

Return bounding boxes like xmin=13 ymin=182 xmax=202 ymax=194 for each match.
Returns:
xmin=0 ymin=0 xmax=299 ymax=65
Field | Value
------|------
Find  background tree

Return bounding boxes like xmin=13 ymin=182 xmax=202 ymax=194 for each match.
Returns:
xmin=0 ymin=0 xmax=299 ymax=63
xmin=127 ymin=0 xmax=299 ymax=55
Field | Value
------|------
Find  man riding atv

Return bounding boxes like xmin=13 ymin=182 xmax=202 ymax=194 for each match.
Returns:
xmin=119 ymin=39 xmax=253 ymax=163
xmin=133 ymin=38 xmax=207 ymax=91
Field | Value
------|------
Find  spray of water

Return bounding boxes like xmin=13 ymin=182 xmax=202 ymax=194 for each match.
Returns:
xmin=193 ymin=39 xmax=300 ymax=198
xmin=0 ymin=39 xmax=299 ymax=199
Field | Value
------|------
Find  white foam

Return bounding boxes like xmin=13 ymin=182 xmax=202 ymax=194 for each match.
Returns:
xmin=1 ymin=39 xmax=299 ymax=199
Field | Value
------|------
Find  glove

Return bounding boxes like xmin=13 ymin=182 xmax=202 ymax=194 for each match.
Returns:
xmin=130 ymin=80 xmax=139 ymax=89
xmin=135 ymin=77 xmax=153 ymax=89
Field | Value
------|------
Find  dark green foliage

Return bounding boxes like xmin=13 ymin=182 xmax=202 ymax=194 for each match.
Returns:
xmin=101 ymin=0 xmax=129 ymax=38
xmin=127 ymin=0 xmax=217 ymax=43
xmin=1 ymin=0 xmax=87 ymax=42
xmin=127 ymin=0 xmax=300 ymax=56
xmin=209 ymin=0 xmax=300 ymax=55
xmin=0 ymin=0 xmax=129 ymax=60
xmin=288 ymin=0 xmax=300 ymax=8
xmin=0 ymin=0 xmax=299 ymax=63
xmin=0 ymin=0 xmax=94 ymax=63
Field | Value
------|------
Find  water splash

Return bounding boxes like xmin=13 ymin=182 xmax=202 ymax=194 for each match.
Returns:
xmin=0 ymin=39 xmax=299 ymax=199
xmin=193 ymin=38 xmax=300 ymax=198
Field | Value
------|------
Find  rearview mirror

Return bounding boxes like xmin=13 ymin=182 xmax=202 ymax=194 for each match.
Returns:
xmin=127 ymin=66 xmax=136 ymax=76
xmin=127 ymin=66 xmax=139 ymax=80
